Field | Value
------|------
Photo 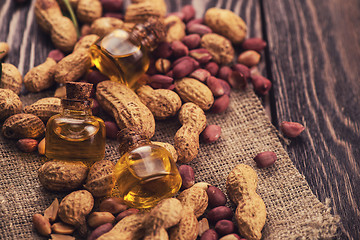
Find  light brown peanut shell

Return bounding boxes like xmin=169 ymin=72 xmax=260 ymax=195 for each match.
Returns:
xmin=0 ymin=89 xmax=22 ymax=121
xmin=24 ymin=97 xmax=61 ymax=122
xmin=152 ymin=141 xmax=178 ymax=162
xmin=201 ymin=33 xmax=234 ymax=65
xmin=164 ymin=15 xmax=186 ymax=43
xmin=58 ymin=190 xmax=94 ymax=227
xmin=125 ymin=1 xmax=166 ymax=23
xmin=177 ymin=185 xmax=208 ymax=218
xmin=50 ymin=16 xmax=77 ymax=53
xmin=73 ymin=34 xmax=100 ymax=51
xmin=136 ymin=85 xmax=181 ymax=120
xmin=0 ymin=42 xmax=9 ymax=60
xmin=235 ymin=195 xmax=266 ymax=240
xmin=174 ymin=103 xmax=206 ymax=163
xmin=96 ymin=80 xmax=155 ymax=138
xmin=90 ymin=17 xmax=124 ymax=38
xmin=168 ymin=206 xmax=199 ymax=240
xmin=38 ymin=160 xmax=89 ymax=191
xmin=84 ymin=160 xmax=115 ymax=198
xmin=175 ymin=78 xmax=214 ymax=111
xmin=24 ymin=58 xmax=56 ymax=92
xmin=54 ymin=48 xmax=91 ymax=83
xmin=98 ymin=213 xmax=146 ymax=240
xmin=76 ymin=0 xmax=102 ymax=23
xmin=226 ymin=164 xmax=258 ymax=204
xmin=149 ymin=198 xmax=183 ymax=229
xmin=0 ymin=63 xmax=23 ymax=95
xmin=34 ymin=0 xmax=63 ymax=34
xmin=2 ymin=113 xmax=45 ymax=139
xmin=204 ymin=8 xmax=247 ymax=44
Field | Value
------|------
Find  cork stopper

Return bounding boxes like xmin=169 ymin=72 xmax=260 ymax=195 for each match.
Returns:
xmin=117 ymin=128 xmax=151 ymax=155
xmin=130 ymin=17 xmax=166 ymax=50
xmin=66 ymin=82 xmax=93 ymax=100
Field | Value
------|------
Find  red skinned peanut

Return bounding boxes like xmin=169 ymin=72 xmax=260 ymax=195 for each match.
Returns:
xmin=179 ymin=165 xmax=195 ymax=189
xmin=254 ymin=151 xmax=277 ymax=168
xmin=207 ymin=76 xmax=225 ymax=97
xmin=182 ymin=34 xmax=201 ymax=49
xmin=181 ymin=5 xmax=196 ymax=22
xmin=242 ymin=37 xmax=267 ymax=52
xmin=215 ymin=220 xmax=235 ymax=236
xmin=105 ymin=121 xmax=119 ymax=139
xmin=206 ymin=185 xmax=226 ymax=207
xmin=205 ymin=62 xmax=219 ymax=76
xmin=251 ymin=75 xmax=272 ymax=95
xmin=211 ymin=95 xmax=230 ymax=114
xmin=280 ymin=121 xmax=305 ymax=138
xmin=201 ymin=229 xmax=219 ymax=240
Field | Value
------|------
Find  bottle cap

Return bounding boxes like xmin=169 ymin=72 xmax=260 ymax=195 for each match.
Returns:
xmin=130 ymin=17 xmax=166 ymax=51
xmin=66 ymin=82 xmax=93 ymax=100
xmin=117 ymin=128 xmax=150 ymax=155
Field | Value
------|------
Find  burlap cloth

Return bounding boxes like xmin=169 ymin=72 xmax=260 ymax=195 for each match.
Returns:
xmin=0 ymin=87 xmax=339 ymax=239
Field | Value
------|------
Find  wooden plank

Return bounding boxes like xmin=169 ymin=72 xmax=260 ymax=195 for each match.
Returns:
xmin=262 ymin=0 xmax=360 ymax=239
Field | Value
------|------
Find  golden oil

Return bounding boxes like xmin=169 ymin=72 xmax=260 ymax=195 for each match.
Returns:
xmin=113 ymin=129 xmax=182 ymax=209
xmin=89 ymin=18 xmax=165 ymax=90
xmin=45 ymin=82 xmax=106 ymax=166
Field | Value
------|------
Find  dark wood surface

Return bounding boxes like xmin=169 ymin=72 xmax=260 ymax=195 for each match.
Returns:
xmin=0 ymin=0 xmax=359 ymax=239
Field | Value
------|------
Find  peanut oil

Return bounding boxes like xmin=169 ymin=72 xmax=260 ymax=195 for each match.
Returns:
xmin=45 ymin=82 xmax=106 ymax=166
xmin=89 ymin=29 xmax=150 ymax=90
xmin=45 ymin=112 xmax=106 ymax=166
xmin=113 ymin=129 xmax=182 ymax=209
xmin=89 ymin=17 xmax=166 ymax=90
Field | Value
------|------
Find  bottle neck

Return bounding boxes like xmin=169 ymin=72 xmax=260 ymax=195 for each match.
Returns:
xmin=61 ymin=99 xmax=93 ymax=116
xmin=118 ymin=133 xmax=151 ymax=156
xmin=128 ymin=19 xmax=165 ymax=51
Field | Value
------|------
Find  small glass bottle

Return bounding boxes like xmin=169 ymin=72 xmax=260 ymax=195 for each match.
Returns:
xmin=45 ymin=82 xmax=106 ymax=166
xmin=113 ymin=128 xmax=182 ymax=209
xmin=89 ymin=17 xmax=165 ymax=90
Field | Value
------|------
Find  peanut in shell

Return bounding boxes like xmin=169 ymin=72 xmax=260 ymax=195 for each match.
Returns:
xmin=24 ymin=97 xmax=61 ymax=122
xmin=2 ymin=113 xmax=45 ymax=139
xmin=0 ymin=89 xmax=22 ymax=121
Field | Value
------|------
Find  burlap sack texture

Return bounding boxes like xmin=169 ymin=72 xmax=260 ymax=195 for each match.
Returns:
xmin=0 ymin=87 xmax=339 ymax=239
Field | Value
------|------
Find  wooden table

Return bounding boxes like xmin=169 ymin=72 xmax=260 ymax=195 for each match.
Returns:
xmin=1 ymin=0 xmax=359 ymax=239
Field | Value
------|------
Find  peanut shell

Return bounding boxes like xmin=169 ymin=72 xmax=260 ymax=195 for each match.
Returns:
xmin=50 ymin=16 xmax=77 ymax=53
xmin=204 ymin=8 xmax=247 ymax=44
xmin=90 ymin=17 xmax=124 ymax=38
xmin=0 ymin=63 xmax=23 ymax=95
xmin=0 ymin=89 xmax=22 ymax=121
xmin=84 ymin=160 xmax=115 ymax=198
xmin=2 ymin=113 xmax=45 ymax=139
xmin=54 ymin=48 xmax=91 ymax=83
xmin=201 ymin=33 xmax=234 ymax=65
xmin=24 ymin=58 xmax=56 ymax=92
xmin=164 ymin=15 xmax=186 ymax=42
xmin=177 ymin=185 xmax=208 ymax=218
xmin=0 ymin=42 xmax=9 ymax=60
xmin=168 ymin=206 xmax=199 ymax=240
xmin=125 ymin=1 xmax=166 ymax=23
xmin=58 ymin=190 xmax=94 ymax=227
xmin=38 ymin=160 xmax=89 ymax=192
xmin=148 ymin=198 xmax=183 ymax=229
xmin=98 ymin=213 xmax=146 ymax=240
xmin=24 ymin=97 xmax=61 ymax=122
xmin=136 ymin=85 xmax=181 ymax=120
xmin=175 ymin=78 xmax=214 ymax=111
xmin=34 ymin=0 xmax=63 ymax=33
xmin=76 ymin=0 xmax=102 ymax=23
xmin=74 ymin=34 xmax=100 ymax=51
xmin=96 ymin=80 xmax=155 ymax=138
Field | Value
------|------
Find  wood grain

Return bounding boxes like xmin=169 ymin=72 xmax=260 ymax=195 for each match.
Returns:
xmin=262 ymin=0 xmax=360 ymax=239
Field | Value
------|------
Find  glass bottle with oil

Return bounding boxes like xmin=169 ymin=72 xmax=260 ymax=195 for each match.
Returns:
xmin=45 ymin=82 xmax=106 ymax=166
xmin=89 ymin=17 xmax=165 ymax=90
xmin=113 ymin=128 xmax=182 ymax=209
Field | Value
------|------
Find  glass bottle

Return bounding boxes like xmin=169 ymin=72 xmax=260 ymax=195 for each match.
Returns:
xmin=113 ymin=128 xmax=182 ymax=209
xmin=45 ymin=82 xmax=106 ymax=166
xmin=89 ymin=17 xmax=165 ymax=90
